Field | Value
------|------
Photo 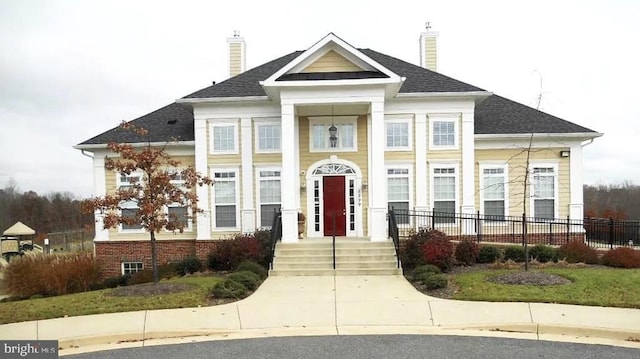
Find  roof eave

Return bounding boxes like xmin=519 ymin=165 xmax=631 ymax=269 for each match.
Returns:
xmin=74 ymin=140 xmax=196 ymax=151
xmin=177 ymin=96 xmax=270 ymax=104
xmin=396 ymin=91 xmax=493 ymax=101
xmin=475 ymin=132 xmax=603 ymax=140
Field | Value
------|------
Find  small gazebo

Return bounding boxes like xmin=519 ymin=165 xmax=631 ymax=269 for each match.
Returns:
xmin=1 ymin=221 xmax=36 ymax=261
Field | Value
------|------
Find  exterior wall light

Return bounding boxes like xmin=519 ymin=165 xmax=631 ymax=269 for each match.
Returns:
xmin=560 ymin=150 xmax=570 ymax=157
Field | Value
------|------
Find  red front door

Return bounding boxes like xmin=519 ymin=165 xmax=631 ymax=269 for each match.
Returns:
xmin=323 ymin=176 xmax=346 ymax=236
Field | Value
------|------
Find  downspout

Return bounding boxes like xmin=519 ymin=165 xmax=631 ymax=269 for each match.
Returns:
xmin=80 ymin=150 xmax=94 ymax=159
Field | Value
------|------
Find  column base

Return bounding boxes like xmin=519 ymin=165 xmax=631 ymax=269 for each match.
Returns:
xmin=369 ymin=207 xmax=388 ymax=242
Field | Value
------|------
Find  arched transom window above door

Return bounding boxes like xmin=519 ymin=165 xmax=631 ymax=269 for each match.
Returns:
xmin=311 ymin=163 xmax=356 ymax=175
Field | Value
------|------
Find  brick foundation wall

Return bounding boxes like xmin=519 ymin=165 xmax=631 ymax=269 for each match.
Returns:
xmin=95 ymin=240 xmax=220 ymax=278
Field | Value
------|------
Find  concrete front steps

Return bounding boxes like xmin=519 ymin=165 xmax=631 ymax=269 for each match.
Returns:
xmin=269 ymin=239 xmax=402 ymax=276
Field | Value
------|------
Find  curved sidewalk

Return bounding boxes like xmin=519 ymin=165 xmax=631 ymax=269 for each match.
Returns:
xmin=1 ymin=275 xmax=640 ymax=355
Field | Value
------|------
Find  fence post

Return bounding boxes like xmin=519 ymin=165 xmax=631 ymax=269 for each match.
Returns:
xmin=565 ymin=215 xmax=570 ymax=245
xmin=609 ymin=218 xmax=614 ymax=249
xmin=476 ymin=211 xmax=481 ymax=243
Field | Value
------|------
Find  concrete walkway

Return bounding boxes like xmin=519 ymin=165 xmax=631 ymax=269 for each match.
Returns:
xmin=1 ymin=275 xmax=640 ymax=355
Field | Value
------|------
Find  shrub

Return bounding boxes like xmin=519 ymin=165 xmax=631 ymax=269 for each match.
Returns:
xmin=253 ymin=228 xmax=273 ymax=266
xmin=478 ymin=246 xmax=502 ymax=263
xmin=421 ymin=237 xmax=455 ymax=272
xmin=529 ymin=245 xmax=558 ymax=263
xmin=420 ymin=273 xmax=448 ymax=290
xmin=90 ymin=274 xmax=129 ymax=290
xmin=601 ymin=247 xmax=640 ymax=268
xmin=210 ymin=279 xmax=248 ymax=299
xmin=558 ymin=240 xmax=599 ymax=264
xmin=455 ymin=239 xmax=480 ymax=265
xmin=400 ymin=228 xmax=448 ymax=270
xmin=411 ymin=264 xmax=441 ymax=281
xmin=207 ymin=234 xmax=263 ymax=271
xmin=227 ymin=271 xmax=261 ymax=290
xmin=175 ymin=256 xmax=203 ymax=276
xmin=4 ymin=252 xmax=102 ymax=297
xmin=504 ymin=246 xmax=526 ymax=262
xmin=127 ymin=269 xmax=154 ymax=285
xmin=236 ymin=260 xmax=268 ymax=279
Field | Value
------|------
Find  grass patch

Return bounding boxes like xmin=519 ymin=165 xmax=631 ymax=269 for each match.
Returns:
xmin=0 ymin=275 xmax=222 ymax=325
xmin=452 ymin=267 xmax=640 ymax=308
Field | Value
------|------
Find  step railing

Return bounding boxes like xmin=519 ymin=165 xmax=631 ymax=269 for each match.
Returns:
xmin=387 ymin=208 xmax=401 ymax=269
xmin=268 ymin=209 xmax=282 ymax=270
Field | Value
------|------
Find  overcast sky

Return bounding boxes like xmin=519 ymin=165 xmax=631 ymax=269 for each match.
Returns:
xmin=1 ymin=0 xmax=638 ymax=198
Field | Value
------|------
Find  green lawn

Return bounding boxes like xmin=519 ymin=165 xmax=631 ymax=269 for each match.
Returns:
xmin=0 ymin=275 xmax=221 ymax=325
xmin=452 ymin=267 xmax=640 ymax=308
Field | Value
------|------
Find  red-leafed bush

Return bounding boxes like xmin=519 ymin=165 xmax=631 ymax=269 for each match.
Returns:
xmin=4 ymin=252 xmax=102 ymax=298
xmin=558 ymin=240 xmax=599 ymax=264
xmin=207 ymin=234 xmax=263 ymax=271
xmin=601 ymin=247 xmax=640 ymax=268
xmin=400 ymin=228 xmax=448 ymax=270
xmin=421 ymin=237 xmax=455 ymax=272
xmin=454 ymin=239 xmax=480 ymax=265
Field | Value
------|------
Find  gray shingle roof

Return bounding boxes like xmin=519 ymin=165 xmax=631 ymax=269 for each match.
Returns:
xmin=77 ymin=103 xmax=194 ymax=145
xmin=475 ymin=95 xmax=597 ymax=134
xmin=79 ymin=45 xmax=597 ymax=146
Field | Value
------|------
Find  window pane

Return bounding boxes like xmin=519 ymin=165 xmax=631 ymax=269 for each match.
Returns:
xmin=386 ymin=122 xmax=408 ymax=147
xmin=389 ymin=201 xmax=410 ymax=224
xmin=433 ymin=201 xmax=455 ymax=224
xmin=484 ymin=200 xmax=505 ymax=220
xmin=341 ymin=124 xmax=354 ymax=148
xmin=213 ymin=126 xmax=234 ymax=151
xmin=258 ymin=124 xmax=281 ymax=150
xmin=434 ymin=176 xmax=455 ymax=200
xmin=387 ymin=177 xmax=409 ymax=201
xmin=534 ymin=175 xmax=554 ymax=198
xmin=433 ymin=121 xmax=455 ymax=146
xmin=215 ymin=205 xmax=236 ymax=227
xmin=168 ymin=206 xmax=188 ymax=227
xmin=260 ymin=204 xmax=281 ymax=227
xmin=313 ymin=125 xmax=325 ymax=149
xmin=534 ymin=199 xmax=555 ymax=219
xmin=260 ymin=179 xmax=281 ymax=202
xmin=484 ymin=176 xmax=504 ymax=200
xmin=122 ymin=208 xmax=142 ymax=230
xmin=214 ymin=181 xmax=235 ymax=203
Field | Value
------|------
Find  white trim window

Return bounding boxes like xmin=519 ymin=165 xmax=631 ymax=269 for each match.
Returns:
xmin=255 ymin=121 xmax=281 ymax=152
xmin=212 ymin=169 xmax=239 ymax=229
xmin=429 ymin=115 xmax=459 ymax=150
xmin=480 ymin=165 xmax=508 ymax=221
xmin=531 ymin=165 xmax=557 ymax=219
xmin=309 ymin=116 xmax=357 ymax=152
xmin=166 ymin=171 xmax=191 ymax=231
xmin=257 ymin=169 xmax=281 ymax=227
xmin=122 ymin=262 xmax=143 ymax=275
xmin=432 ymin=165 xmax=457 ymax=224
xmin=210 ymin=121 xmax=238 ymax=154
xmin=117 ymin=172 xmax=144 ymax=232
xmin=387 ymin=167 xmax=411 ymax=224
xmin=385 ymin=119 xmax=412 ymax=151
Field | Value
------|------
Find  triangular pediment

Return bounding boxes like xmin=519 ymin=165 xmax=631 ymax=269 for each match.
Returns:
xmin=302 ymin=50 xmax=364 ymax=73
xmin=261 ymin=33 xmax=402 ymax=86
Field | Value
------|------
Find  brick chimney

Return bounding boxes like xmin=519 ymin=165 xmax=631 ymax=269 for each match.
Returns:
xmin=227 ymin=31 xmax=246 ymax=78
xmin=419 ymin=22 xmax=438 ymax=72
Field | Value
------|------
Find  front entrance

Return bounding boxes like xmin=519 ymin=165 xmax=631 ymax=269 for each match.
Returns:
xmin=323 ymin=176 xmax=346 ymax=236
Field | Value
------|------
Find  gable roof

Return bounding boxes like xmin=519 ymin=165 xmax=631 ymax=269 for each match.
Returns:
xmin=76 ymin=103 xmax=194 ymax=146
xmin=475 ymin=95 xmax=597 ymax=135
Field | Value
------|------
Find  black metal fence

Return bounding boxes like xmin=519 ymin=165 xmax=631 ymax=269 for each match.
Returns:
xmin=389 ymin=209 xmax=639 ymax=249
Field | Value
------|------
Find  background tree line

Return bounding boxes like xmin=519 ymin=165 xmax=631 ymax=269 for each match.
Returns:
xmin=0 ymin=181 xmax=92 ymax=237
xmin=584 ymin=182 xmax=640 ymax=220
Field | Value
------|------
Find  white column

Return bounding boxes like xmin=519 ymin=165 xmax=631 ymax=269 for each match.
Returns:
xmin=368 ymin=100 xmax=387 ymax=242
xmin=460 ymin=111 xmax=476 ymax=234
xmin=240 ymin=117 xmax=256 ymax=233
xmin=414 ymin=113 xmax=428 ymax=215
xmin=569 ymin=143 xmax=584 ymax=221
xmin=280 ymin=103 xmax=298 ymax=242
xmin=293 ymin=116 xmax=301 ymax=210
xmin=93 ymin=155 xmax=109 ymax=241
xmin=194 ymin=119 xmax=211 ymax=240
